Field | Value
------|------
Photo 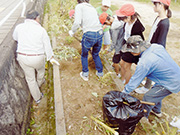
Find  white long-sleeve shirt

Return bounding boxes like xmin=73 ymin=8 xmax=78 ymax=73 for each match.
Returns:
xmin=72 ymin=3 xmax=102 ymax=33
xmin=13 ymin=19 xmax=54 ymax=61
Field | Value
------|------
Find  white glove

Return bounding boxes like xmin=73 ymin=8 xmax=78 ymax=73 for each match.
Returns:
xmin=68 ymin=30 xmax=74 ymax=37
xmin=50 ymin=58 xmax=60 ymax=66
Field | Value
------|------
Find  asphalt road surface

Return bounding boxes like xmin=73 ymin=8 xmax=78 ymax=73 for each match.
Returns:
xmin=0 ymin=0 xmax=30 ymax=45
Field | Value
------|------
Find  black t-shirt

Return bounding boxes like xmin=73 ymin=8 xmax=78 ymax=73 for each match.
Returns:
xmin=150 ymin=18 xmax=169 ymax=48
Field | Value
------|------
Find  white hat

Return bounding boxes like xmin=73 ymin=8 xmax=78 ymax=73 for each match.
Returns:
xmin=102 ymin=0 xmax=111 ymax=7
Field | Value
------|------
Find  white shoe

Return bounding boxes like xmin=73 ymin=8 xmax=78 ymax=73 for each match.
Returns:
xmin=135 ymin=86 xmax=149 ymax=94
xmin=80 ymin=72 xmax=88 ymax=81
xmin=117 ymin=73 xmax=121 ymax=78
xmin=151 ymin=110 xmax=162 ymax=117
xmin=96 ymin=71 xmax=103 ymax=79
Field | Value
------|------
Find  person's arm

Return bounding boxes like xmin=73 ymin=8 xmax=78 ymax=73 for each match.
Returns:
xmin=71 ymin=5 xmax=82 ymax=33
xmin=108 ymin=28 xmax=118 ymax=52
xmin=123 ymin=63 xmax=149 ymax=93
xmin=12 ymin=26 xmax=18 ymax=41
xmin=42 ymin=28 xmax=54 ymax=61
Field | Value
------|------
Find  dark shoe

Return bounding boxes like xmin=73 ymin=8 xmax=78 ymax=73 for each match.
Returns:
xmin=35 ymin=93 xmax=44 ymax=104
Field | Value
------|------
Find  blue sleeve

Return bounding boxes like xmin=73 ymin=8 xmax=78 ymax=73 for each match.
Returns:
xmin=124 ymin=63 xmax=149 ymax=93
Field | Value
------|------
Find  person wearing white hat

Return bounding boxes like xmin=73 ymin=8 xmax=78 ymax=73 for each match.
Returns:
xmin=96 ymin=0 xmax=112 ymax=51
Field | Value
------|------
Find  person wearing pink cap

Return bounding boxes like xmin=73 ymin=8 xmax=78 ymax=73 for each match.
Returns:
xmin=135 ymin=0 xmax=172 ymax=94
xmin=69 ymin=9 xmax=75 ymax=19
xmin=96 ymin=0 xmax=113 ymax=51
xmin=115 ymin=4 xmax=145 ymax=85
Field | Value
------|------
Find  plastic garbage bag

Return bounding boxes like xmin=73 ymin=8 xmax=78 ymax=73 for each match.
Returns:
xmin=102 ymin=91 xmax=144 ymax=135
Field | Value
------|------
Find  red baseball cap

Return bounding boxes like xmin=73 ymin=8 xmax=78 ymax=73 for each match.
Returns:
xmin=69 ymin=9 xmax=75 ymax=18
xmin=151 ymin=0 xmax=171 ymax=6
xmin=99 ymin=12 xmax=108 ymax=24
xmin=116 ymin=4 xmax=135 ymax=17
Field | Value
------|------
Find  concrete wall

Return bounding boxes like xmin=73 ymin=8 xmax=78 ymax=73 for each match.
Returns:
xmin=0 ymin=0 xmax=47 ymax=134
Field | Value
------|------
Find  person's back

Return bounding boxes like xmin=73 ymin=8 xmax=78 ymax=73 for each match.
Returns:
xmin=13 ymin=10 xmax=59 ymax=104
xmin=14 ymin=19 xmax=46 ymax=54
xmin=69 ymin=0 xmax=103 ymax=81
xmin=137 ymin=44 xmax=180 ymax=93
xmin=72 ymin=3 xmax=102 ymax=33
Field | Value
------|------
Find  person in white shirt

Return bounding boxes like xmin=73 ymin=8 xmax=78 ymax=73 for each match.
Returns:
xmin=69 ymin=0 xmax=103 ymax=81
xmin=13 ymin=10 xmax=59 ymax=104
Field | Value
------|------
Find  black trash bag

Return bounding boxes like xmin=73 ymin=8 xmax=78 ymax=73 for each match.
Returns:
xmin=102 ymin=91 xmax=144 ymax=135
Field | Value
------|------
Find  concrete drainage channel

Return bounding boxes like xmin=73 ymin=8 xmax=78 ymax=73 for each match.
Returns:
xmin=52 ymin=36 xmax=66 ymax=135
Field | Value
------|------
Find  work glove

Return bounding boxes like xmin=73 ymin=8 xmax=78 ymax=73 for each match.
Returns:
xmin=50 ymin=58 xmax=60 ymax=66
xmin=68 ymin=30 xmax=74 ymax=37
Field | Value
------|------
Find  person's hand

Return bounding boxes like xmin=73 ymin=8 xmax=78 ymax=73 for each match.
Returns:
xmin=50 ymin=58 xmax=60 ymax=66
xmin=68 ymin=30 xmax=74 ymax=37
xmin=103 ymin=25 xmax=107 ymax=30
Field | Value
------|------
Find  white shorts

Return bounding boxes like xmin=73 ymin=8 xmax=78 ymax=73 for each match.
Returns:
xmin=103 ymin=30 xmax=111 ymax=45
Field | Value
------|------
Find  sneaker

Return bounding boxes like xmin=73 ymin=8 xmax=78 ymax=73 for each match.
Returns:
xmin=96 ymin=71 xmax=103 ymax=78
xmin=135 ymin=86 xmax=149 ymax=94
xmin=80 ymin=72 xmax=88 ymax=81
xmin=36 ymin=93 xmax=44 ymax=104
xmin=151 ymin=110 xmax=162 ymax=117
xmin=116 ymin=73 xmax=121 ymax=78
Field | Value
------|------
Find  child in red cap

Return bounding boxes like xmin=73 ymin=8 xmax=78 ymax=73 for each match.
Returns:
xmin=96 ymin=0 xmax=113 ymax=51
xmin=99 ymin=12 xmax=125 ymax=78
xmin=116 ymin=4 xmax=145 ymax=84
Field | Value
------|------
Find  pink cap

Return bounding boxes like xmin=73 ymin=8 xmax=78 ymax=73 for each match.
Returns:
xmin=69 ymin=9 xmax=75 ymax=18
xmin=152 ymin=0 xmax=171 ymax=6
xmin=116 ymin=4 xmax=135 ymax=17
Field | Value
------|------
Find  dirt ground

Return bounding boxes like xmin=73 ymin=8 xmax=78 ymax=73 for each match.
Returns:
xmin=30 ymin=0 xmax=180 ymax=135
xmin=58 ymin=0 xmax=180 ymax=135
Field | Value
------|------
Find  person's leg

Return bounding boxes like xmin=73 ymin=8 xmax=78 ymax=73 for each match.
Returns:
xmin=120 ymin=52 xmax=135 ymax=84
xmin=81 ymin=33 xmax=93 ymax=76
xmin=103 ymin=30 xmax=111 ymax=50
xmin=144 ymin=78 xmax=152 ymax=89
xmin=120 ymin=60 xmax=126 ymax=83
xmin=92 ymin=31 xmax=103 ymax=75
xmin=112 ymin=53 xmax=122 ymax=76
xmin=36 ymin=55 xmax=46 ymax=87
xmin=122 ymin=61 xmax=132 ymax=84
xmin=113 ymin=63 xmax=120 ymax=74
xmin=112 ymin=53 xmax=121 ymax=77
xmin=17 ymin=55 xmax=42 ymax=101
xmin=142 ymin=85 xmax=172 ymax=118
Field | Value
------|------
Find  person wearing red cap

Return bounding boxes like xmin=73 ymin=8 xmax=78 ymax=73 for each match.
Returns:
xmin=135 ymin=0 xmax=172 ymax=94
xmin=96 ymin=0 xmax=113 ymax=51
xmin=99 ymin=12 xmax=125 ymax=78
xmin=69 ymin=9 xmax=75 ymax=19
xmin=115 ymin=4 xmax=145 ymax=85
